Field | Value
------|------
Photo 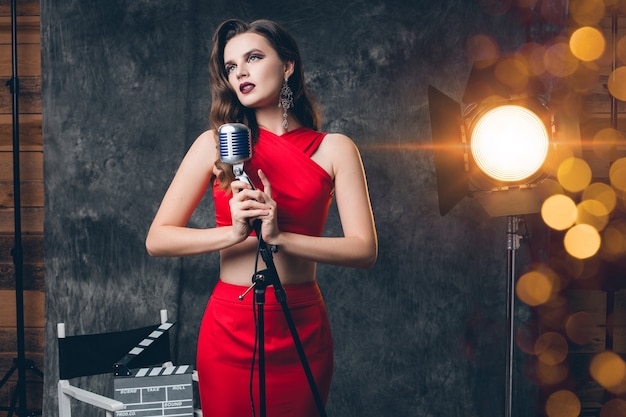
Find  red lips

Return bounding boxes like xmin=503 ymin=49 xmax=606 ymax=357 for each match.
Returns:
xmin=240 ymin=82 xmax=254 ymax=94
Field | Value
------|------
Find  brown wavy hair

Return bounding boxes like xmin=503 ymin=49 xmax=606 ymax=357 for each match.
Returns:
xmin=209 ymin=19 xmax=320 ymax=189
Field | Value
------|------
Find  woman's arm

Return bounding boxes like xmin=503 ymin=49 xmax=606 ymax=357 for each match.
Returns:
xmin=145 ymin=130 xmax=249 ymax=257
xmin=261 ymin=134 xmax=378 ymax=269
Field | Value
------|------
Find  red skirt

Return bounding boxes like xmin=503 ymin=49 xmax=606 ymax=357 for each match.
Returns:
xmin=196 ymin=279 xmax=334 ymax=417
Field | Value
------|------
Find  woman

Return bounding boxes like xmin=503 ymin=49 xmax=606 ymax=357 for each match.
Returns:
xmin=146 ymin=18 xmax=377 ymax=417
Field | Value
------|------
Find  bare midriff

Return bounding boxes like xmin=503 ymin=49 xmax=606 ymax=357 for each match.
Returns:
xmin=218 ymin=236 xmax=316 ymax=286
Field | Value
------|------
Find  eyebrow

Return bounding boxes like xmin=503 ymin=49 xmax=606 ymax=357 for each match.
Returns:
xmin=224 ymin=48 xmax=265 ymax=66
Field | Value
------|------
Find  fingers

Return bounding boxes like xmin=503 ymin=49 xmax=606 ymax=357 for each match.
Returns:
xmin=230 ymin=179 xmax=252 ymax=194
xmin=258 ymin=169 xmax=272 ymax=197
xmin=229 ymin=180 xmax=268 ymax=215
xmin=229 ymin=171 xmax=275 ymax=225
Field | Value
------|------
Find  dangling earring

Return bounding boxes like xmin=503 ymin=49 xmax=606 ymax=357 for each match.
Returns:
xmin=279 ymin=78 xmax=293 ymax=131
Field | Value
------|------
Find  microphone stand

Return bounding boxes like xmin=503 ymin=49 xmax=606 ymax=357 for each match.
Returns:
xmin=234 ymin=164 xmax=327 ymax=417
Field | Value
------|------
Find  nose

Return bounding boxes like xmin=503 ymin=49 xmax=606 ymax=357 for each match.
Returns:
xmin=235 ymin=63 xmax=248 ymax=79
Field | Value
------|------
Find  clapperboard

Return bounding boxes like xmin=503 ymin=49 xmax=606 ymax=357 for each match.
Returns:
xmin=112 ymin=321 xmax=194 ymax=417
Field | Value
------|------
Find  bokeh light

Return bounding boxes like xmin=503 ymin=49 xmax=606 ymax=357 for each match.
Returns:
xmin=568 ymin=61 xmax=601 ymax=94
xmin=600 ymin=398 xmax=626 ymax=417
xmin=544 ymin=41 xmax=579 ymax=78
xmin=466 ymin=34 xmax=499 ymax=67
xmin=553 ymin=90 xmax=585 ymax=122
xmin=517 ymin=321 xmax=540 ymax=355
xmin=569 ymin=0 xmax=605 ymax=26
xmin=593 ymin=128 xmax=623 ymax=162
xmin=564 ymin=224 xmax=602 ymax=259
xmin=565 ymin=311 xmax=597 ymax=346
xmin=618 ymin=35 xmax=626 ymax=65
xmin=576 ymin=199 xmax=610 ymax=231
xmin=582 ymin=182 xmax=617 ymax=215
xmin=590 ymin=351 xmax=626 ymax=393
xmin=575 ymin=256 xmax=603 ymax=281
xmin=535 ymin=332 xmax=569 ymax=365
xmin=607 ymin=67 xmax=626 ymax=102
xmin=517 ymin=270 xmax=554 ymax=306
xmin=542 ymin=194 xmax=577 ymax=230
xmin=545 ymin=389 xmax=581 ymax=417
xmin=517 ymin=42 xmax=547 ymax=76
xmin=570 ymin=27 xmax=606 ymax=62
xmin=602 ymin=222 xmax=626 ymax=260
xmin=494 ymin=56 xmax=530 ymax=93
xmin=536 ymin=294 xmax=570 ymax=330
xmin=536 ymin=361 xmax=569 ymax=386
xmin=610 ymin=157 xmax=626 ymax=193
xmin=557 ymin=157 xmax=592 ymax=193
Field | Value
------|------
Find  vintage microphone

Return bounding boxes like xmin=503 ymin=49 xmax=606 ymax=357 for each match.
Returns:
xmin=217 ymin=123 xmax=327 ymax=417
xmin=217 ymin=122 xmax=264 ymax=248
xmin=217 ymin=123 xmax=255 ymax=189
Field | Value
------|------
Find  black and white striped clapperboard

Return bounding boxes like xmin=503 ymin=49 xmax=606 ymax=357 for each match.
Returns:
xmin=113 ymin=322 xmax=194 ymax=417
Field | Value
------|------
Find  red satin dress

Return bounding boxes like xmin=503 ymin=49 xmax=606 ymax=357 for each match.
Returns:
xmin=196 ymin=128 xmax=335 ymax=417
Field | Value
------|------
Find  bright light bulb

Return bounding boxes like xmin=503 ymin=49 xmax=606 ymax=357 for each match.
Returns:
xmin=470 ymin=105 xmax=550 ymax=183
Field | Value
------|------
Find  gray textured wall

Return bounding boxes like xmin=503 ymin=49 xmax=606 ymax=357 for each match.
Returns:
xmin=41 ymin=1 xmax=561 ymax=416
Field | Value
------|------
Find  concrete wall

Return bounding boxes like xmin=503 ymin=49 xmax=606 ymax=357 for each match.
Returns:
xmin=41 ymin=1 xmax=565 ymax=415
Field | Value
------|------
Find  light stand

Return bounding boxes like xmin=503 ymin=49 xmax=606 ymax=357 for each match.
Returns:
xmin=505 ymin=215 xmax=523 ymax=417
xmin=428 ymin=68 xmax=576 ymax=416
xmin=0 ymin=1 xmax=43 ymax=415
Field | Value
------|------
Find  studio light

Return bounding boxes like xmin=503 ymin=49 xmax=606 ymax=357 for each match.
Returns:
xmin=468 ymin=104 xmax=550 ymax=184
xmin=464 ymin=96 xmax=558 ymax=197
xmin=428 ymin=87 xmax=556 ymax=417
xmin=428 ymin=87 xmax=567 ymax=218
xmin=427 ymin=56 xmax=585 ymax=217
xmin=428 ymin=58 xmax=581 ymax=417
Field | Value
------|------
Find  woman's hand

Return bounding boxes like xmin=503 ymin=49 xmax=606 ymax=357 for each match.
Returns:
xmin=257 ymin=169 xmax=280 ymax=244
xmin=228 ymin=172 xmax=273 ymax=242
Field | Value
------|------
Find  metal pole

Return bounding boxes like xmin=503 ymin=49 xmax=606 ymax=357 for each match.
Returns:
xmin=505 ymin=216 xmax=521 ymax=417
xmin=10 ymin=0 xmax=27 ymax=413
xmin=0 ymin=1 xmax=40 ymax=415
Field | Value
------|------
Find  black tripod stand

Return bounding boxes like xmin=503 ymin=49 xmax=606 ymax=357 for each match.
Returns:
xmin=234 ymin=166 xmax=327 ymax=417
xmin=0 ymin=0 xmax=44 ymax=415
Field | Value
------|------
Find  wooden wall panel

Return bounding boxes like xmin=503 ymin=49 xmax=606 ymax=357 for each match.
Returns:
xmin=0 ymin=290 xmax=44 ymax=328
xmin=0 ymin=152 xmax=43 ymax=181
xmin=0 ymin=44 xmax=40 ymax=77
xmin=0 ymin=263 xmax=44 ymax=292
xmin=0 ymin=208 xmax=44 ymax=234
xmin=0 ymin=16 xmax=40 ymax=44
xmin=0 ymin=181 xmax=44 ymax=207
xmin=0 ymin=236 xmax=43 ymax=264
xmin=0 ymin=0 xmax=40 ymax=16
xmin=0 ymin=114 xmax=43 ymax=151
xmin=0 ymin=77 xmax=42 ymax=114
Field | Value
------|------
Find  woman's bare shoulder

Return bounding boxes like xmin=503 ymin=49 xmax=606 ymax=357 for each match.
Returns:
xmin=321 ymin=132 xmax=361 ymax=156
xmin=187 ymin=129 xmax=218 ymax=156
xmin=198 ymin=129 xmax=218 ymax=146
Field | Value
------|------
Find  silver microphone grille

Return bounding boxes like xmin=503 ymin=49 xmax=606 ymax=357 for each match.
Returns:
xmin=218 ymin=123 xmax=252 ymax=165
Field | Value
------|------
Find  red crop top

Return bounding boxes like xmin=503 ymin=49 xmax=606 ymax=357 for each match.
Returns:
xmin=212 ymin=127 xmax=334 ymax=237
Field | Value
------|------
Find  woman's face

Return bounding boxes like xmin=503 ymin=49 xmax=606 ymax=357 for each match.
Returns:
xmin=223 ymin=32 xmax=292 ymax=110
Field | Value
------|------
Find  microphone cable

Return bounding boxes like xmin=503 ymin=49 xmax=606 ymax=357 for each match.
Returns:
xmin=248 ymin=233 xmax=263 ymax=417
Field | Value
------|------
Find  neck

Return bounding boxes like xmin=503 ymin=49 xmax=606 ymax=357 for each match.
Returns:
xmin=256 ymin=109 xmax=300 ymax=135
